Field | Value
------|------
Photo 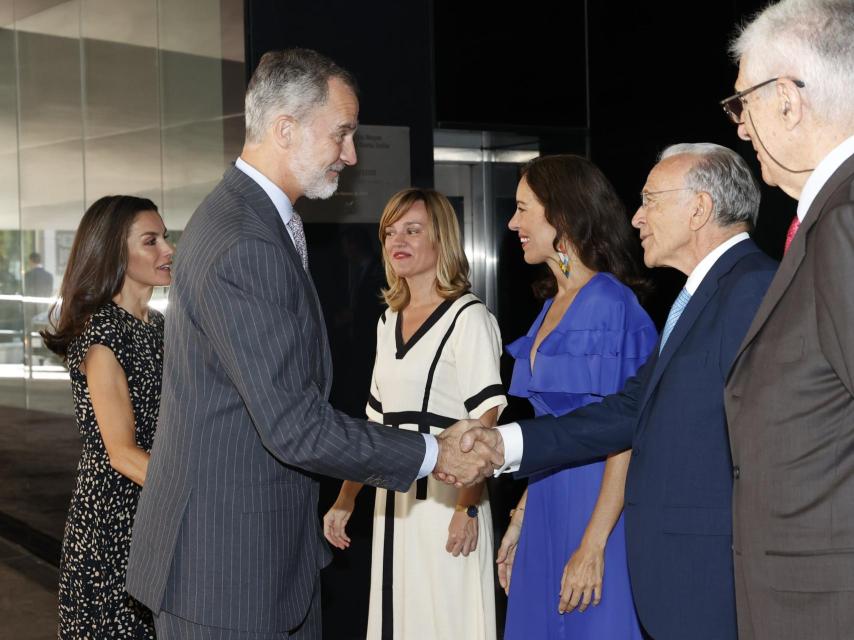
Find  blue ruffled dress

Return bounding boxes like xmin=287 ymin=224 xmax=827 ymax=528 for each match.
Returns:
xmin=504 ymin=273 xmax=657 ymax=639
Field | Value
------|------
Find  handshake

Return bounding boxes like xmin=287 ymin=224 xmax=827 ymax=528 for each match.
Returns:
xmin=433 ymin=420 xmax=506 ymax=487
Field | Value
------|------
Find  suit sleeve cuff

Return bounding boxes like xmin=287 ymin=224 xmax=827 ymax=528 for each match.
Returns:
xmin=495 ymin=423 xmax=523 ymax=475
xmin=418 ymin=433 xmax=438 ymax=479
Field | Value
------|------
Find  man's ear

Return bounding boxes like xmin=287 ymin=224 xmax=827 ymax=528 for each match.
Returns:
xmin=271 ymin=114 xmax=298 ymax=149
xmin=777 ymin=79 xmax=804 ymax=131
xmin=689 ymin=191 xmax=714 ymax=231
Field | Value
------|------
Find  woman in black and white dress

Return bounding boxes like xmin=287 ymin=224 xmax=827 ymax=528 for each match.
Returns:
xmin=42 ymin=195 xmax=173 ymax=639
xmin=323 ymin=188 xmax=506 ymax=640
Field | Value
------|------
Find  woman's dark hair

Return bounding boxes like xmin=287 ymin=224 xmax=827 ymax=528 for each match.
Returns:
xmin=41 ymin=195 xmax=159 ymax=358
xmin=521 ymin=155 xmax=651 ymax=300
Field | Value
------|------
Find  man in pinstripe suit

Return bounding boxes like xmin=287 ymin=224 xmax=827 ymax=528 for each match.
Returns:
xmin=125 ymin=49 xmax=499 ymax=639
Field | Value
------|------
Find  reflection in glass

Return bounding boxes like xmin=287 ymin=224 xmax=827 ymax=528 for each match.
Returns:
xmin=1 ymin=0 xmax=245 ymax=414
xmin=0 ymin=230 xmax=23 ymax=411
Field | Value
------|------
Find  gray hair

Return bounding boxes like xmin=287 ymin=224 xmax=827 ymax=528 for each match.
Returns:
xmin=730 ymin=0 xmax=854 ymax=125
xmin=244 ymin=49 xmax=358 ymax=144
xmin=659 ymin=143 xmax=761 ymax=229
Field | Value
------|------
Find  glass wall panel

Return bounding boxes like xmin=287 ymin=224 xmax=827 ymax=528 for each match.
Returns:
xmin=16 ymin=4 xmax=85 ymax=410
xmin=0 ymin=0 xmax=245 ymax=415
xmin=82 ymin=7 xmax=162 ymax=202
xmin=0 ymin=5 xmax=24 ymax=409
xmin=159 ymin=0 xmax=244 ymax=238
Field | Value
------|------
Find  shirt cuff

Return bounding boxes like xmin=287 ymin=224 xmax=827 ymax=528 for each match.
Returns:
xmin=418 ymin=433 xmax=439 ymax=479
xmin=495 ymin=423 xmax=523 ymax=475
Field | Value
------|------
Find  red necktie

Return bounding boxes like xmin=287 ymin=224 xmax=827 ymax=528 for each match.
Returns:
xmin=784 ymin=215 xmax=800 ymax=255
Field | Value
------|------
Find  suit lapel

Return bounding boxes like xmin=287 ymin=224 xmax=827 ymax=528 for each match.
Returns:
xmin=732 ymin=154 xmax=854 ymax=368
xmin=224 ymin=167 xmax=306 ymax=275
xmin=638 ymin=239 xmax=759 ymax=417
xmin=223 ymin=166 xmax=332 ymax=387
xmin=638 ymin=286 xmax=714 ymax=414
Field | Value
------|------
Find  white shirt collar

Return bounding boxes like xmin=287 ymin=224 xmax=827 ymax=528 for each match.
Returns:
xmin=235 ymin=157 xmax=295 ymax=228
xmin=797 ymin=135 xmax=854 ymax=222
xmin=683 ymin=232 xmax=750 ymax=295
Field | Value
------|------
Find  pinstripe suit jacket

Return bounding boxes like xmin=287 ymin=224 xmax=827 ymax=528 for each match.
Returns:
xmin=126 ymin=166 xmax=426 ymax=634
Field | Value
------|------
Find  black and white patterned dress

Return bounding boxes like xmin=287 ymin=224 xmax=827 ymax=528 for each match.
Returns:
xmin=58 ymin=302 xmax=163 ymax=639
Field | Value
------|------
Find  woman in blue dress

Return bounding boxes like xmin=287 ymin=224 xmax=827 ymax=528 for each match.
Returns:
xmin=499 ymin=155 xmax=657 ymax=639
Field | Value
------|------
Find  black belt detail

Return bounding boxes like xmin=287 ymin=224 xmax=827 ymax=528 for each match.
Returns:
xmin=383 ymin=411 xmax=457 ymax=430
xmin=384 ymin=412 xmax=455 ymax=500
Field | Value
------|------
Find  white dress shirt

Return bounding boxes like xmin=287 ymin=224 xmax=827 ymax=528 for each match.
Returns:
xmin=683 ymin=232 xmax=749 ymax=295
xmin=496 ymin=233 xmax=750 ymax=475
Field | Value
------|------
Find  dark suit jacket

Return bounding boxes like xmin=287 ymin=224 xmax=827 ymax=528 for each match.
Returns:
xmin=726 ymin=154 xmax=854 ymax=640
xmin=126 ymin=166 xmax=425 ymax=634
xmin=517 ymin=239 xmax=776 ymax=640
xmin=24 ymin=266 xmax=53 ymax=298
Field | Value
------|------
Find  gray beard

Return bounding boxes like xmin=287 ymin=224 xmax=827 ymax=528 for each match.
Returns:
xmin=292 ymin=155 xmax=339 ymax=200
xmin=303 ymin=173 xmax=339 ymax=200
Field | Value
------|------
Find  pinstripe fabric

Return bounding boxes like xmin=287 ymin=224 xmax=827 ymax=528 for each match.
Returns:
xmin=155 ymin=583 xmax=321 ymax=639
xmin=156 ymin=610 xmax=290 ymax=639
xmin=126 ymin=166 xmax=426 ymax=635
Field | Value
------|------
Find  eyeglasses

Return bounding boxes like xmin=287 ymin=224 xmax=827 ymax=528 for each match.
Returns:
xmin=640 ymin=188 xmax=693 ymax=208
xmin=719 ymin=77 xmax=806 ymax=124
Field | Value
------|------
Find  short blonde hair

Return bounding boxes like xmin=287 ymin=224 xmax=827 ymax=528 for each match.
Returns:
xmin=378 ymin=188 xmax=470 ymax=311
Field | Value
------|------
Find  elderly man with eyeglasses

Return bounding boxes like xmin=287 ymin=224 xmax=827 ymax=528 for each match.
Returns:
xmin=719 ymin=1 xmax=854 ymax=639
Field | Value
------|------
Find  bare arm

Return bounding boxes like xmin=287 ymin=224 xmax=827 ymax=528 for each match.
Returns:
xmin=447 ymin=407 xmax=499 ymax=557
xmin=581 ymin=449 xmax=630 ymax=548
xmin=323 ymin=480 xmax=365 ymax=550
xmin=339 ymin=480 xmax=364 ymax=501
xmin=83 ymin=345 xmax=149 ymax=486
xmin=496 ymin=486 xmax=527 ymax=594
xmin=559 ymin=449 xmax=631 ymax=613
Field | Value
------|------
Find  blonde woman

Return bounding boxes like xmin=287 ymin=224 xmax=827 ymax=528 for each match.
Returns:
xmin=324 ymin=188 xmax=506 ymax=640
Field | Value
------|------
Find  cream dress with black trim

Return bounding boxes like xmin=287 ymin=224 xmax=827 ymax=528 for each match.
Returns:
xmin=365 ymin=292 xmax=507 ymax=640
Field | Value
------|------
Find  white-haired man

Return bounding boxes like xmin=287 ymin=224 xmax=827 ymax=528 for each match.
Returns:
xmin=719 ymin=1 xmax=854 ymax=638
xmin=125 ymin=49 xmax=496 ymax=639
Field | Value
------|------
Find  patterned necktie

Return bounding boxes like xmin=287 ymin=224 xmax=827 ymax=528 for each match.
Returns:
xmin=660 ymin=288 xmax=691 ymax=353
xmin=783 ymin=215 xmax=800 ymax=255
xmin=286 ymin=212 xmax=309 ymax=271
